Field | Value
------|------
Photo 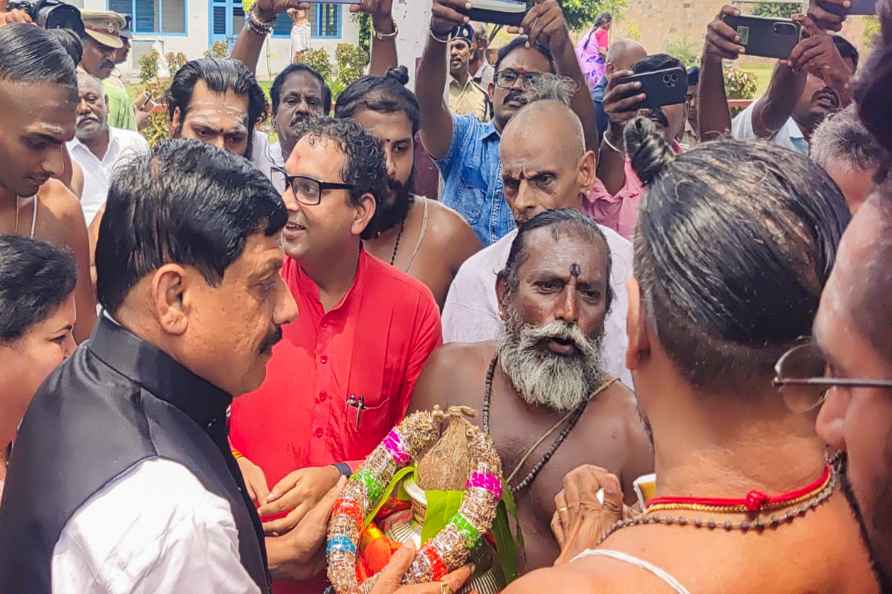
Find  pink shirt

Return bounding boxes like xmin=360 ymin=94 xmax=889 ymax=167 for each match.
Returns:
xmin=595 ymin=27 xmax=609 ymax=52
xmin=586 ymin=141 xmax=682 ymax=240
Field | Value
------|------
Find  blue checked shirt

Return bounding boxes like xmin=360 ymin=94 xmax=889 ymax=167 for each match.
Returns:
xmin=436 ymin=115 xmax=516 ymax=246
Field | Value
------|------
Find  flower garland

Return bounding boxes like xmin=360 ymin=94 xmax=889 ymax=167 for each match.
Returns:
xmin=327 ymin=410 xmax=504 ymax=594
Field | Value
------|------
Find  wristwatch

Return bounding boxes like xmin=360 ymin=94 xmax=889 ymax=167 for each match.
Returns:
xmin=332 ymin=462 xmax=353 ymax=477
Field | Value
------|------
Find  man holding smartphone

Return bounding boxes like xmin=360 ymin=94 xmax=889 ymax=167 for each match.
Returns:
xmin=588 ymin=53 xmax=687 ymax=240
xmin=698 ymin=2 xmax=858 ymax=153
xmin=416 ymin=0 xmax=597 ymax=246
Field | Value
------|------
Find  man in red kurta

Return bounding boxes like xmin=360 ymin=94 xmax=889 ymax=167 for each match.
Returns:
xmin=229 ymin=118 xmax=441 ymax=594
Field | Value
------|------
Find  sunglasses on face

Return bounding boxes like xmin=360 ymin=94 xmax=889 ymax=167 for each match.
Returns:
xmin=773 ymin=340 xmax=892 ymax=413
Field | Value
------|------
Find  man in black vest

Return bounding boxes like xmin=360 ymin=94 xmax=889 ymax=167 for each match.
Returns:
xmin=0 ymin=138 xmax=346 ymax=593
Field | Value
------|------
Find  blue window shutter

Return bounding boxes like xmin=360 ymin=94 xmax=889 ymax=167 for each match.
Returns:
xmin=134 ymin=0 xmax=156 ymax=32
xmin=313 ymin=3 xmax=340 ymax=38
xmin=212 ymin=5 xmax=226 ymax=35
xmin=272 ymin=12 xmax=290 ymax=36
xmin=108 ymin=0 xmax=132 ymax=19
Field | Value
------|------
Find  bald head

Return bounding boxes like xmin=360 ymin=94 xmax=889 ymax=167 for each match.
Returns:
xmin=500 ymin=100 xmax=596 ymax=225
xmin=607 ymin=39 xmax=647 ymax=72
xmin=503 ymin=99 xmax=585 ymax=162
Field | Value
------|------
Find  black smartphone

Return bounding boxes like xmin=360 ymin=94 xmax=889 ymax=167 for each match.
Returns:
xmin=618 ymin=66 xmax=688 ymax=109
xmin=464 ymin=0 xmax=529 ymax=26
xmin=722 ymin=14 xmax=802 ymax=60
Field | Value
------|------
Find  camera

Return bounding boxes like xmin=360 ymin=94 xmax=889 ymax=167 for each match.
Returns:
xmin=6 ymin=0 xmax=85 ymax=37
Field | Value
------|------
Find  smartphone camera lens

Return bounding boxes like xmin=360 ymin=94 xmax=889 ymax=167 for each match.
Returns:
xmin=773 ymin=23 xmax=796 ymax=35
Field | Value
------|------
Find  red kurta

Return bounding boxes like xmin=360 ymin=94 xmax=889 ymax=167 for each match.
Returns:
xmin=229 ymin=249 xmax=441 ymax=594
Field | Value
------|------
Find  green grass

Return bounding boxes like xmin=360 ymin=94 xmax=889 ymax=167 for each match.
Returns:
xmin=739 ymin=63 xmax=774 ymax=97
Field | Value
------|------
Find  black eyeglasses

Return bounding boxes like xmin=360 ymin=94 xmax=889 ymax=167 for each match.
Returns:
xmin=773 ymin=340 xmax=892 ymax=413
xmin=271 ymin=166 xmax=354 ymax=206
xmin=495 ymin=68 xmax=543 ymax=90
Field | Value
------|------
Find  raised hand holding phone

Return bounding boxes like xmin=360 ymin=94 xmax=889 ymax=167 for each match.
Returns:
xmin=250 ymin=0 xmax=310 ymax=23
xmin=430 ymin=0 xmax=470 ymax=37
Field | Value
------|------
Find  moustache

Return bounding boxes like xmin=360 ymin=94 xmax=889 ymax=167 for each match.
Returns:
xmin=812 ymin=88 xmax=840 ymax=109
xmin=258 ymin=325 xmax=283 ymax=354
xmin=289 ymin=110 xmax=313 ymax=130
xmin=504 ymin=91 xmax=529 ymax=106
xmin=521 ymin=320 xmax=597 ymax=358
xmin=100 ymin=60 xmax=115 ymax=69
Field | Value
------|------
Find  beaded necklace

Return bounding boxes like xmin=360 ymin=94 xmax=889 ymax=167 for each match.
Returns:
xmin=389 ymin=216 xmax=405 ymax=266
xmin=482 ymin=355 xmax=615 ymax=493
xmin=596 ymin=464 xmax=838 ymax=547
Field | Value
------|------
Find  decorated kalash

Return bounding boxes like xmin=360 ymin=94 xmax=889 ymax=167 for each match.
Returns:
xmin=326 ymin=407 xmax=520 ymax=594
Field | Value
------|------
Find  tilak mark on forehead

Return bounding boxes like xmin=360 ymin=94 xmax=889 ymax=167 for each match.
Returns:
xmin=570 ymin=263 xmax=581 ymax=278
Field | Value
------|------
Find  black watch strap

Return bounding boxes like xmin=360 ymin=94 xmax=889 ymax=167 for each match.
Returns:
xmin=333 ymin=462 xmax=353 ymax=477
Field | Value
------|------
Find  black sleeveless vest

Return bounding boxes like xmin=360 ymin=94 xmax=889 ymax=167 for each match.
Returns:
xmin=0 ymin=317 xmax=271 ymax=593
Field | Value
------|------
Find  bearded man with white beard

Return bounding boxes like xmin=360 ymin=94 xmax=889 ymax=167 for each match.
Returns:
xmin=410 ymin=208 xmax=652 ymax=573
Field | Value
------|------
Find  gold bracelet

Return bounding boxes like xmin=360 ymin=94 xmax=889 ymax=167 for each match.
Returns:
xmin=374 ymin=21 xmax=399 ymax=40
xmin=231 ymin=448 xmax=244 ymax=460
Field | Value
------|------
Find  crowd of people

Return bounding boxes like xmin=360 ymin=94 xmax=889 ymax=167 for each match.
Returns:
xmin=0 ymin=0 xmax=890 ymax=592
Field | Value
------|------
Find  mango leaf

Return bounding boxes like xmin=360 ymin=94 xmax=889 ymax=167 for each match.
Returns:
xmin=421 ymin=489 xmax=466 ymax=544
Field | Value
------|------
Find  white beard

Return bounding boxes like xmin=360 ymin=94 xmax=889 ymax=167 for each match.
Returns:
xmin=498 ymin=312 xmax=606 ymax=412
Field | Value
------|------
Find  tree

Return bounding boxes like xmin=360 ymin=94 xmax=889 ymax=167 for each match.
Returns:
xmin=752 ymin=2 xmax=801 ymax=18
xmin=559 ymin=0 xmax=628 ymax=31
xmin=487 ymin=0 xmax=626 ymax=40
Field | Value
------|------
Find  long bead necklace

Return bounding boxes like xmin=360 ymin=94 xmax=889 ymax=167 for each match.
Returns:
xmin=389 ymin=216 xmax=405 ymax=266
xmin=482 ymin=355 xmax=612 ymax=494
xmin=596 ymin=464 xmax=838 ymax=547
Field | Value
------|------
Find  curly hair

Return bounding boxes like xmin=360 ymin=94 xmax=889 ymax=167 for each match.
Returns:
xmin=291 ymin=117 xmax=388 ymax=240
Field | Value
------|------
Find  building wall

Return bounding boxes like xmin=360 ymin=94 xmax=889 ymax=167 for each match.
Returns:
xmin=85 ymin=0 xmax=359 ymax=81
xmin=611 ymin=0 xmax=870 ymax=69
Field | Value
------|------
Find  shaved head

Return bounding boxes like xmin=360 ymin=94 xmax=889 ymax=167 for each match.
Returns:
xmin=607 ymin=39 xmax=647 ymax=71
xmin=503 ymin=99 xmax=585 ymax=163
xmin=500 ymin=100 xmax=596 ymax=224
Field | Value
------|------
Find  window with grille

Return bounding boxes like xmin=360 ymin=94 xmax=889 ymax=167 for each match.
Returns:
xmin=108 ymin=0 xmax=185 ymax=34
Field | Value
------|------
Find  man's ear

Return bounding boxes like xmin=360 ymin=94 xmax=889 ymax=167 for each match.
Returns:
xmin=577 ymin=149 xmax=597 ymax=193
xmin=816 ymin=389 xmax=850 ymax=453
xmin=169 ymin=107 xmax=181 ymax=137
xmin=150 ymin=263 xmax=190 ymax=336
xmin=606 ymin=63 xmax=615 ymax=76
xmin=495 ymin=272 xmax=511 ymax=321
xmin=626 ymin=276 xmax=651 ymax=372
xmin=351 ymin=192 xmax=377 ymax=238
